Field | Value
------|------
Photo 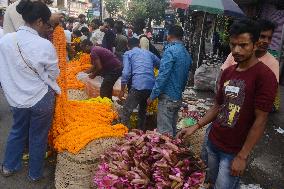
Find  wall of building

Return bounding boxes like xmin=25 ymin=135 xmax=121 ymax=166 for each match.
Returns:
xmin=51 ymin=0 xmax=91 ymax=17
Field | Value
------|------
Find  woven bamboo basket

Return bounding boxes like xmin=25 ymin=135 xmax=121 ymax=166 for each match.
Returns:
xmin=55 ymin=137 xmax=120 ymax=189
xmin=185 ymin=126 xmax=207 ymax=156
xmin=177 ymin=120 xmax=207 ymax=156
xmin=67 ymin=89 xmax=88 ymax=100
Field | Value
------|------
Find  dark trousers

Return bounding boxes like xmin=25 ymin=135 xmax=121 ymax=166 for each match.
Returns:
xmin=100 ymin=68 xmax=122 ymax=99
xmin=120 ymin=89 xmax=151 ymax=131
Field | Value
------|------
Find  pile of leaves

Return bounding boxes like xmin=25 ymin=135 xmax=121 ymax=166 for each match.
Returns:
xmin=94 ymin=130 xmax=205 ymax=189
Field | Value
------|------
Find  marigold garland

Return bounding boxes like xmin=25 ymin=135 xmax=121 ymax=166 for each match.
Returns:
xmin=49 ymin=26 xmax=68 ymax=146
xmin=72 ymin=37 xmax=81 ymax=45
xmin=66 ymin=53 xmax=91 ymax=89
xmin=146 ymin=68 xmax=159 ymax=114
xmin=49 ymin=26 xmax=128 ymax=154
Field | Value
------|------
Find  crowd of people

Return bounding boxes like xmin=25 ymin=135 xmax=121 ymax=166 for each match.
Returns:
xmin=59 ymin=14 xmax=160 ymax=61
xmin=0 ymin=0 xmax=281 ymax=188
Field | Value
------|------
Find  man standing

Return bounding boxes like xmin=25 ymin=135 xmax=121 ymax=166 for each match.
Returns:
xmin=221 ymin=19 xmax=279 ymax=112
xmin=114 ymin=21 xmax=128 ymax=61
xmin=119 ymin=38 xmax=160 ymax=131
xmin=178 ymin=19 xmax=278 ymax=189
xmin=133 ymin=18 xmax=149 ymax=50
xmin=90 ymin=19 xmax=104 ymax=46
xmin=102 ymin=18 xmax=116 ymax=53
xmin=148 ymin=25 xmax=192 ymax=137
xmin=202 ymin=19 xmax=280 ymax=166
xmin=72 ymin=14 xmax=87 ymax=31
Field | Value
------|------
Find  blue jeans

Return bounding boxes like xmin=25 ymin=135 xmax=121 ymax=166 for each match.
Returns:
xmin=201 ymin=124 xmax=212 ymax=166
xmin=157 ymin=94 xmax=182 ymax=137
xmin=206 ymin=139 xmax=240 ymax=189
xmin=3 ymin=89 xmax=55 ymax=179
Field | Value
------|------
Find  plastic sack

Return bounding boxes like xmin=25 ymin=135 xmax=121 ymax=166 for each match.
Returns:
xmin=76 ymin=72 xmax=89 ymax=82
xmin=77 ymin=72 xmax=121 ymax=98
xmin=194 ymin=64 xmax=221 ymax=92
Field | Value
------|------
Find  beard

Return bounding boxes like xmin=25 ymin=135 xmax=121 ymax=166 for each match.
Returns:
xmin=233 ymin=52 xmax=254 ymax=64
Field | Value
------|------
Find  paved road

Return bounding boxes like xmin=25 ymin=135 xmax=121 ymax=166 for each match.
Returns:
xmin=0 ymin=86 xmax=283 ymax=189
xmin=0 ymin=89 xmax=56 ymax=189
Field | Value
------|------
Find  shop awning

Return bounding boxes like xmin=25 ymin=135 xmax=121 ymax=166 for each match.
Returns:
xmin=170 ymin=0 xmax=191 ymax=10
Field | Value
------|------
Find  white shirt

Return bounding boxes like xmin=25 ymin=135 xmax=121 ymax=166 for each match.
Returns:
xmin=64 ymin=30 xmax=72 ymax=44
xmin=0 ymin=26 xmax=60 ymax=108
xmin=0 ymin=27 xmax=4 ymax=39
xmin=72 ymin=22 xmax=88 ymax=31
xmin=91 ymin=29 xmax=105 ymax=45
xmin=80 ymin=35 xmax=88 ymax=41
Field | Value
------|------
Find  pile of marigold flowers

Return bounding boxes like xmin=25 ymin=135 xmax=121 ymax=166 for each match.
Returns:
xmin=66 ymin=53 xmax=91 ymax=89
xmin=49 ymin=26 xmax=128 ymax=154
xmin=146 ymin=68 xmax=159 ymax=114
xmin=53 ymin=97 xmax=128 ymax=153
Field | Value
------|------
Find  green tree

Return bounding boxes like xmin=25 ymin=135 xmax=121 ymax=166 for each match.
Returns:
xmin=127 ymin=0 xmax=168 ymax=27
xmin=104 ymin=0 xmax=124 ymax=18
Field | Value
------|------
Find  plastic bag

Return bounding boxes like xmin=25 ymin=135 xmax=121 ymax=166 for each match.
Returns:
xmin=77 ymin=72 xmax=121 ymax=98
xmin=194 ymin=64 xmax=221 ymax=92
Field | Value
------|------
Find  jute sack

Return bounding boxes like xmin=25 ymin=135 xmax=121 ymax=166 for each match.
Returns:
xmin=55 ymin=137 xmax=120 ymax=189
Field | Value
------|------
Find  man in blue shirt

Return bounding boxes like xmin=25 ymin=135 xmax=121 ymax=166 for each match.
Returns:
xmin=148 ymin=25 xmax=192 ymax=137
xmin=119 ymin=38 xmax=160 ymax=130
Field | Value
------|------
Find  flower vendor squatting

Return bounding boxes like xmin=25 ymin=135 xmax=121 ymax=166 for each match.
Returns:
xmin=81 ymin=39 xmax=122 ymax=100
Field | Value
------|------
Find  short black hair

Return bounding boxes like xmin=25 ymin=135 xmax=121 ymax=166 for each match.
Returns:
xmin=73 ymin=30 xmax=82 ymax=37
xmin=116 ymin=20 xmax=124 ymax=27
xmin=67 ymin=17 xmax=75 ymax=23
xmin=257 ymin=19 xmax=276 ymax=33
xmin=81 ymin=27 xmax=89 ymax=33
xmin=16 ymin=0 xmax=51 ymax=24
xmin=133 ymin=18 xmax=146 ymax=33
xmin=229 ymin=18 xmax=260 ymax=43
xmin=168 ymin=25 xmax=184 ymax=39
xmin=115 ymin=21 xmax=124 ymax=33
xmin=104 ymin=18 xmax=115 ymax=28
xmin=92 ymin=19 xmax=102 ymax=26
xmin=78 ymin=14 xmax=86 ymax=19
xmin=60 ymin=12 xmax=66 ymax=17
xmin=128 ymin=38 xmax=139 ymax=49
xmin=116 ymin=25 xmax=123 ymax=33
xmin=81 ymin=39 xmax=93 ymax=47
